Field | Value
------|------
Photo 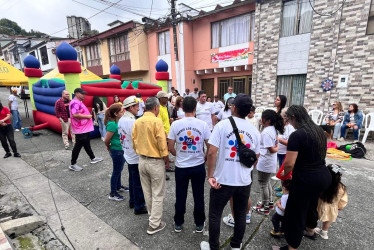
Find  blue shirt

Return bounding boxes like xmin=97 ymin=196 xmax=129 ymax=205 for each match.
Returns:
xmin=224 ymin=93 xmax=237 ymax=102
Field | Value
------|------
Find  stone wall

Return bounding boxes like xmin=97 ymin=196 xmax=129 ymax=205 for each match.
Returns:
xmin=252 ymin=0 xmax=282 ymax=108
xmin=253 ymin=0 xmax=374 ymax=114
xmin=306 ymin=0 xmax=374 ymax=113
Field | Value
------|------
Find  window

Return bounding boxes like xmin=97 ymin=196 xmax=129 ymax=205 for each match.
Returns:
xmin=158 ymin=30 xmax=170 ymax=55
xmin=211 ymin=13 xmax=255 ymax=48
xmin=218 ymin=76 xmax=251 ymax=98
xmin=281 ymin=0 xmax=313 ymax=37
xmin=367 ymin=0 xmax=374 ymax=35
xmin=39 ymin=46 xmax=49 ymax=65
xmin=108 ymin=33 xmax=130 ymax=63
xmin=29 ymin=51 xmax=36 ymax=57
xmin=85 ymin=43 xmax=101 ymax=67
xmin=277 ymin=74 xmax=306 ymax=105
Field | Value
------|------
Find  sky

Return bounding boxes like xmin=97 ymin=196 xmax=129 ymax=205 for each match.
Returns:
xmin=0 ymin=0 xmax=236 ymax=37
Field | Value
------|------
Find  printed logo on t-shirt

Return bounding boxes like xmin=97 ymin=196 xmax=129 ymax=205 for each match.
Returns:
xmin=179 ymin=130 xmax=200 ymax=150
xmin=229 ymin=133 xmax=251 ymax=158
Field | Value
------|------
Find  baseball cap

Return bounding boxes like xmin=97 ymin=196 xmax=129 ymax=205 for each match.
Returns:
xmin=232 ymin=94 xmax=253 ymax=117
xmin=156 ymin=91 xmax=168 ymax=98
xmin=123 ymin=95 xmax=138 ymax=108
xmin=74 ymin=88 xmax=87 ymax=94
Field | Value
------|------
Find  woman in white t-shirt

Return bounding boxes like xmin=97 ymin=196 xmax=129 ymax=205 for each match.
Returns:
xmin=277 ymin=108 xmax=295 ymax=167
xmin=253 ymin=110 xmax=285 ymax=215
xmin=217 ymin=97 xmax=234 ymax=121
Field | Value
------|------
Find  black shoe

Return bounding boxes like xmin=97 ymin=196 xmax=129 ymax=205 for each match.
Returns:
xmin=166 ymin=174 xmax=170 ymax=181
xmin=4 ymin=152 xmax=12 ymax=158
xmin=166 ymin=167 xmax=175 ymax=172
xmin=129 ymin=203 xmax=134 ymax=209
xmin=134 ymin=206 xmax=148 ymax=215
xmin=303 ymin=230 xmax=317 ymax=240
xmin=13 ymin=153 xmax=21 ymax=158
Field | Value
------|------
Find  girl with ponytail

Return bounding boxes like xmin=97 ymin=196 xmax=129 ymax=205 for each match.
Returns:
xmin=104 ymin=104 xmax=128 ymax=201
xmin=253 ymin=110 xmax=284 ymax=215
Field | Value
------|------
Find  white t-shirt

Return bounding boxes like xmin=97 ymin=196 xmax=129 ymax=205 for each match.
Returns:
xmin=196 ymin=102 xmax=214 ymax=130
xmin=208 ymin=117 xmax=260 ymax=186
xmin=278 ymin=124 xmax=295 ymax=155
xmin=136 ymin=98 xmax=145 ymax=116
xmin=168 ymin=117 xmax=211 ymax=168
xmin=8 ymin=95 xmax=18 ymax=110
xmin=118 ymin=114 xmax=139 ymax=164
xmin=256 ymin=126 xmax=278 ymax=173
xmin=177 ymin=107 xmax=185 ymax=118
xmin=212 ymin=100 xmax=224 ymax=114
xmin=276 ymin=193 xmax=289 ymax=216
xmin=246 ymin=117 xmax=260 ymax=131
xmin=190 ymin=92 xmax=199 ymax=99
xmin=217 ymin=108 xmax=231 ymax=121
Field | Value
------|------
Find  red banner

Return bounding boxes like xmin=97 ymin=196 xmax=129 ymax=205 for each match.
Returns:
xmin=211 ymin=48 xmax=249 ymax=63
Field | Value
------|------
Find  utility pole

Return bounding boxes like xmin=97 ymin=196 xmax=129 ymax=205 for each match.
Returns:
xmin=171 ymin=0 xmax=179 ymax=61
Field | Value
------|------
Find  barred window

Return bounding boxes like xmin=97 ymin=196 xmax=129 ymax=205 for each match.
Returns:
xmin=108 ymin=33 xmax=130 ymax=63
xmin=281 ymin=0 xmax=314 ymax=37
xmin=86 ymin=43 xmax=101 ymax=67
xmin=277 ymin=75 xmax=306 ymax=105
xmin=158 ymin=30 xmax=170 ymax=55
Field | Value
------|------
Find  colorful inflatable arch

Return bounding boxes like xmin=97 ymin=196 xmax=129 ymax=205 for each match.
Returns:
xmin=23 ymin=42 xmax=162 ymax=136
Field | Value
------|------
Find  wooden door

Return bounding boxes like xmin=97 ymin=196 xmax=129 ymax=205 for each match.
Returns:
xmin=201 ymin=78 xmax=215 ymax=100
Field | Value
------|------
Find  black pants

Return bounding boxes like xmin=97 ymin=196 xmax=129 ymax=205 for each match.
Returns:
xmin=71 ymin=132 xmax=95 ymax=165
xmin=272 ymin=212 xmax=284 ymax=233
xmin=174 ymin=164 xmax=206 ymax=226
xmin=0 ymin=124 xmax=17 ymax=153
xmin=209 ymin=184 xmax=251 ymax=250
xmin=283 ymin=168 xmax=331 ymax=249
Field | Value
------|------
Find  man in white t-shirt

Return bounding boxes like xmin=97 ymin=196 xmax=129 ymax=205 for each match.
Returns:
xmin=135 ymin=93 xmax=145 ymax=118
xmin=8 ymin=89 xmax=22 ymax=131
xmin=118 ymin=96 xmax=147 ymax=215
xmin=212 ymin=95 xmax=224 ymax=115
xmin=190 ymin=87 xmax=199 ymax=99
xmin=168 ymin=96 xmax=211 ymax=233
xmin=196 ymin=90 xmax=215 ymax=130
xmin=200 ymin=94 xmax=260 ymax=250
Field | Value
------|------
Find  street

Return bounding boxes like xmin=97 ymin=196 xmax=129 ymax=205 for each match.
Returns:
xmin=1 ymin=87 xmax=374 ymax=250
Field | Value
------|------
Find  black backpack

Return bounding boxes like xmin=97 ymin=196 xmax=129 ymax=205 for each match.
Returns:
xmin=338 ymin=142 xmax=367 ymax=159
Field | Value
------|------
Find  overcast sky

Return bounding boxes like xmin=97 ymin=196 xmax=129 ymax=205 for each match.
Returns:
xmin=1 ymin=0 xmax=235 ymax=37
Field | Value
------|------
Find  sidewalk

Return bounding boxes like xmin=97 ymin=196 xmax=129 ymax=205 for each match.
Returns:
xmin=0 ymin=151 xmax=138 ymax=250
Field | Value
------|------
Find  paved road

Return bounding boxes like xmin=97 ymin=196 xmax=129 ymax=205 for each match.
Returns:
xmin=1 ymin=87 xmax=373 ymax=249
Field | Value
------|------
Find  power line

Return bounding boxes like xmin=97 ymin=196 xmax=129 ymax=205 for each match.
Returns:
xmin=309 ymin=0 xmax=347 ymax=17
xmin=149 ymin=0 xmax=154 ymax=18
xmin=72 ymin=0 xmax=130 ymax=20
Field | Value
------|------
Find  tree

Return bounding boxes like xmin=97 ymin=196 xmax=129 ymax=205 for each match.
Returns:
xmin=0 ymin=18 xmax=46 ymax=37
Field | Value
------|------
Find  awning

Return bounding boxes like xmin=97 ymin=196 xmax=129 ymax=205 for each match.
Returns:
xmin=0 ymin=59 xmax=28 ymax=86
xmin=42 ymin=66 xmax=102 ymax=81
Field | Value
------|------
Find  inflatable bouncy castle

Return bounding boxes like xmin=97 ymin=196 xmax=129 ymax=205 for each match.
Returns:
xmin=23 ymin=42 xmax=162 ymax=136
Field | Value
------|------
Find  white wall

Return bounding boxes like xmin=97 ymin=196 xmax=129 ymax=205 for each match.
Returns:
xmin=277 ymin=33 xmax=311 ymax=75
xmin=157 ymin=54 xmax=172 ymax=79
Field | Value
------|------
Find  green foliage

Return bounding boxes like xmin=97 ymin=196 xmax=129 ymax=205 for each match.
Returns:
xmin=0 ymin=18 xmax=46 ymax=37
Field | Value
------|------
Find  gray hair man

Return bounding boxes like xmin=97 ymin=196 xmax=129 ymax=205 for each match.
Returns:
xmin=55 ymin=90 xmax=75 ymax=149
xmin=132 ymin=96 xmax=169 ymax=235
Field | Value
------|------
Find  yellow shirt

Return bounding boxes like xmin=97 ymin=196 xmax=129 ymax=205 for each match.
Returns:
xmin=158 ymin=105 xmax=170 ymax=135
xmin=132 ymin=112 xmax=168 ymax=158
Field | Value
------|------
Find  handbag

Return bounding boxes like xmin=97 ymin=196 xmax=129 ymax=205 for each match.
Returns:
xmin=228 ymin=116 xmax=257 ymax=168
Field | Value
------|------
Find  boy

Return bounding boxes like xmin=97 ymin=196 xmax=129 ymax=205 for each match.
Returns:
xmin=270 ymin=179 xmax=291 ymax=237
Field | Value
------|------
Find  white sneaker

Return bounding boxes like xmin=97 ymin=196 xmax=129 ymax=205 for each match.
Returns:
xmin=353 ymin=140 xmax=359 ymax=143
xmin=315 ymin=228 xmax=328 ymax=239
xmin=90 ymin=157 xmax=103 ymax=164
xmin=231 ymin=243 xmax=243 ymax=250
xmin=69 ymin=164 xmax=83 ymax=171
xmin=223 ymin=214 xmax=235 ymax=227
xmin=200 ymin=241 xmax=210 ymax=250
xmin=101 ymin=137 xmax=105 ymax=141
xmin=338 ymin=137 xmax=345 ymax=142
xmin=15 ymin=129 xmax=20 ymax=132
xmin=246 ymin=212 xmax=251 ymax=224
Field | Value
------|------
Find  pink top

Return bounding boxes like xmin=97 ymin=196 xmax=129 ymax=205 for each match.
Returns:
xmin=69 ymin=98 xmax=94 ymax=134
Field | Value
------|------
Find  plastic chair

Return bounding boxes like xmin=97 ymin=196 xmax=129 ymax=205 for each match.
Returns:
xmin=255 ymin=106 xmax=266 ymax=113
xmin=308 ymin=110 xmax=323 ymax=125
xmin=362 ymin=113 xmax=374 ymax=144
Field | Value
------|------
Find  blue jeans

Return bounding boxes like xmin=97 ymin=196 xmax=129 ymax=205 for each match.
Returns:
xmin=128 ymin=163 xmax=146 ymax=211
xmin=109 ymin=149 xmax=125 ymax=195
xmin=97 ymin=113 xmax=106 ymax=138
xmin=11 ymin=110 xmax=21 ymax=129
xmin=277 ymin=154 xmax=286 ymax=167
xmin=340 ymin=124 xmax=359 ymax=140
xmin=174 ymin=164 xmax=206 ymax=226
xmin=322 ymin=121 xmax=341 ymax=139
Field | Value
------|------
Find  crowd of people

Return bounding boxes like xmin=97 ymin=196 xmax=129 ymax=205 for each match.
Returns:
xmin=0 ymin=85 xmax=350 ymax=250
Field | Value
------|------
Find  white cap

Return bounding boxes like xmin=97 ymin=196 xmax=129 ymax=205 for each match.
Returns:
xmin=123 ymin=96 xmax=138 ymax=108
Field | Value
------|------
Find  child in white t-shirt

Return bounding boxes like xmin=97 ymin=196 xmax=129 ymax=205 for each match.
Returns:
xmin=246 ymin=106 xmax=259 ymax=131
xmin=270 ymin=179 xmax=290 ymax=237
xmin=253 ymin=110 xmax=285 ymax=215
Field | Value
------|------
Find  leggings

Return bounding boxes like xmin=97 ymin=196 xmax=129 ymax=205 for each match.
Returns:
xmin=284 ymin=167 xmax=331 ymax=248
xmin=257 ymin=171 xmax=272 ymax=206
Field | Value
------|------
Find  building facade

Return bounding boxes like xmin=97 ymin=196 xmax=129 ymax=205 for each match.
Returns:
xmin=67 ymin=16 xmax=91 ymax=39
xmin=253 ymin=0 xmax=374 ymax=113
xmin=71 ymin=21 xmax=150 ymax=82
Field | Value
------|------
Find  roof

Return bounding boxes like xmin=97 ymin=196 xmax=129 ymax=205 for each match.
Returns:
xmin=70 ymin=21 xmax=136 ymax=47
xmin=0 ymin=59 xmax=28 ymax=86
